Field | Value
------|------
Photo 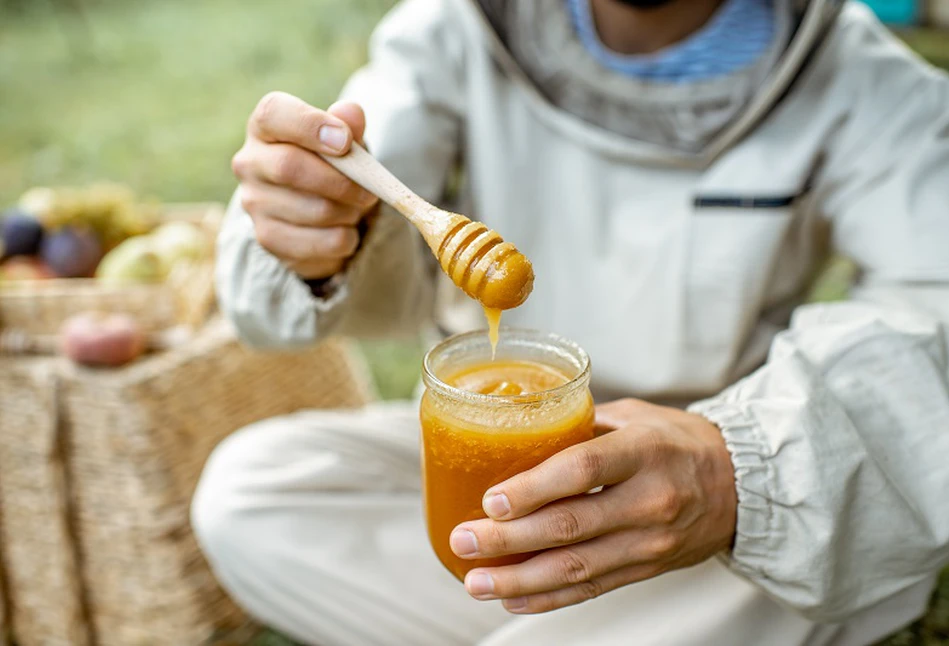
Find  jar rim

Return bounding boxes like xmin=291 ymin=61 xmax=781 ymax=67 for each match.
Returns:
xmin=421 ymin=327 xmax=591 ymax=406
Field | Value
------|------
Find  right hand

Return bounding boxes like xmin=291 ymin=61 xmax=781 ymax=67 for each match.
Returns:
xmin=232 ymin=91 xmax=379 ymax=279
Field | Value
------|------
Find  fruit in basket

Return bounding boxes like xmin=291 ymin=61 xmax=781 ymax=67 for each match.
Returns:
xmin=150 ymin=221 xmax=210 ymax=272
xmin=60 ymin=312 xmax=146 ymax=367
xmin=95 ymin=236 xmax=164 ymax=284
xmin=19 ymin=184 xmax=160 ymax=248
xmin=18 ymin=187 xmax=57 ymax=224
xmin=40 ymin=226 xmax=103 ymax=278
xmin=0 ymin=208 xmax=45 ymax=259
xmin=0 ymin=257 xmax=55 ymax=281
xmin=80 ymin=183 xmax=158 ymax=247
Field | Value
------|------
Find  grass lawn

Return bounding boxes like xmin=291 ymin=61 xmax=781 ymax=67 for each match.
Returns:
xmin=1 ymin=2 xmax=948 ymax=644
xmin=0 ymin=0 xmax=396 ymax=207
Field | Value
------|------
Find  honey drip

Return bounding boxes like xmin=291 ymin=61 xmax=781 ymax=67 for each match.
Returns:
xmin=484 ymin=307 xmax=501 ymax=359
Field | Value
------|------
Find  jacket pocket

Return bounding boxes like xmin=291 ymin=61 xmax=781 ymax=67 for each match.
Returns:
xmin=685 ymin=194 xmax=800 ymax=353
xmin=694 ymin=194 xmax=798 ymax=210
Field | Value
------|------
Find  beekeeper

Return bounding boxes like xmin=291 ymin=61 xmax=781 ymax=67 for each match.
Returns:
xmin=191 ymin=0 xmax=949 ymax=644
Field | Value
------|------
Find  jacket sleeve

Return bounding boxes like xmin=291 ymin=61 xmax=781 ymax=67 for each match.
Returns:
xmin=690 ymin=45 xmax=949 ymax=621
xmin=215 ymin=0 xmax=465 ymax=348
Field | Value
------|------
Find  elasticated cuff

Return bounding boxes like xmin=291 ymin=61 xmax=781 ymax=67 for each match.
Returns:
xmin=688 ymin=397 xmax=777 ymax=580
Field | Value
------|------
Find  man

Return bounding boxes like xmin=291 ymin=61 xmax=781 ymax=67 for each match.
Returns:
xmin=191 ymin=0 xmax=949 ymax=644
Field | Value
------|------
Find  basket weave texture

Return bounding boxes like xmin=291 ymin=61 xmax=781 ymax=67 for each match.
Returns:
xmin=0 ymin=203 xmax=222 ymax=335
xmin=0 ymin=482 xmax=7 ymax=646
xmin=0 ymin=320 xmax=376 ymax=646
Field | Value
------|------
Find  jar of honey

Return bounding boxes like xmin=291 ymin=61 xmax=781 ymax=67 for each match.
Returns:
xmin=420 ymin=328 xmax=594 ymax=580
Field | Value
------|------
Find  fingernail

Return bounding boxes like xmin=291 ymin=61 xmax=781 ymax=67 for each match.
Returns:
xmin=483 ymin=493 xmax=511 ymax=519
xmin=504 ymin=597 xmax=528 ymax=612
xmin=318 ymin=125 xmax=347 ymax=152
xmin=450 ymin=529 xmax=479 ymax=557
xmin=466 ymin=571 xmax=495 ymax=597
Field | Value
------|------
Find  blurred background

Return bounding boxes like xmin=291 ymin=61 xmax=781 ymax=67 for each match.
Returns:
xmin=3 ymin=0 xmax=947 ymax=393
xmin=1 ymin=0 xmax=947 ymax=209
xmin=0 ymin=0 xmax=427 ymax=400
xmin=0 ymin=0 xmax=392 ymax=206
xmin=0 ymin=0 xmax=948 ymax=645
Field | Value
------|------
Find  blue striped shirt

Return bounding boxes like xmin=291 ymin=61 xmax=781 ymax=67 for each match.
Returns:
xmin=566 ymin=0 xmax=776 ymax=82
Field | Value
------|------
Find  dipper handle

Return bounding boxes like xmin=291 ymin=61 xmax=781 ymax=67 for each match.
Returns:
xmin=319 ymin=144 xmax=534 ymax=310
xmin=319 ymin=143 xmax=430 ymax=223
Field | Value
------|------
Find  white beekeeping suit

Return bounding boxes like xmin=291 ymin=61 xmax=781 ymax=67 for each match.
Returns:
xmin=198 ymin=0 xmax=949 ymax=644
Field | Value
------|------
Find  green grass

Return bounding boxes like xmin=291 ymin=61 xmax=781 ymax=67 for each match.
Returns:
xmin=898 ymin=27 xmax=949 ymax=70
xmin=0 ymin=0 xmax=396 ymax=207
xmin=359 ymin=337 xmax=424 ymax=400
xmin=2 ymin=3 xmax=949 ymax=644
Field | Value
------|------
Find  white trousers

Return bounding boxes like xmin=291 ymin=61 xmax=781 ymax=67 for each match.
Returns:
xmin=191 ymin=402 xmax=918 ymax=646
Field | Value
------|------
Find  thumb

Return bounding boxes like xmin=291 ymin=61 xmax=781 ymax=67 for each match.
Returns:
xmin=328 ymin=101 xmax=367 ymax=145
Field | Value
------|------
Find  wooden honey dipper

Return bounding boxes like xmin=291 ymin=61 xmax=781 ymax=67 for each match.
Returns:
xmin=320 ymin=144 xmax=534 ymax=310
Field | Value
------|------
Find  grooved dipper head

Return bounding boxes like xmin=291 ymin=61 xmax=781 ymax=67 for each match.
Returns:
xmin=435 ymin=217 xmax=534 ymax=310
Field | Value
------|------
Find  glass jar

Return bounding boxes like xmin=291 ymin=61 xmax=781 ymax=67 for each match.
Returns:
xmin=420 ymin=328 xmax=594 ymax=580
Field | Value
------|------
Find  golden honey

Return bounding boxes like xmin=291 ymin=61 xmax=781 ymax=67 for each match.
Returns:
xmin=420 ymin=331 xmax=593 ymax=580
xmin=483 ymin=307 xmax=502 ymax=358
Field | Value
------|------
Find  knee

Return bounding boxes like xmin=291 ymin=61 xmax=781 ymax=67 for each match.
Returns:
xmin=191 ymin=419 xmax=278 ymax=567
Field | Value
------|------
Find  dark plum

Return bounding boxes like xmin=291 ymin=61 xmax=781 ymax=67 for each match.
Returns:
xmin=1 ymin=208 xmax=45 ymax=259
xmin=40 ymin=227 xmax=103 ymax=278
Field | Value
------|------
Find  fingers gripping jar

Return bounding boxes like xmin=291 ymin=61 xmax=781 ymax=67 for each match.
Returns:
xmin=420 ymin=329 xmax=594 ymax=580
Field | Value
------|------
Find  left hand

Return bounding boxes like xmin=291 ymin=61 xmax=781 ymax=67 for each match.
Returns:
xmin=450 ymin=399 xmax=737 ymax=614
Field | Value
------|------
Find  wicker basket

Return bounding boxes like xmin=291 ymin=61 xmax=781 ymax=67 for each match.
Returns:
xmin=0 ymin=203 xmax=223 ymax=336
xmin=0 ymin=485 xmax=7 ymax=646
xmin=0 ymin=361 xmax=89 ymax=646
xmin=0 ymin=320 xmax=377 ymax=646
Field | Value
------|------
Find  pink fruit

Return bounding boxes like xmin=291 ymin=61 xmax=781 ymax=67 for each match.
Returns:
xmin=60 ymin=312 xmax=146 ymax=367
xmin=0 ymin=257 xmax=55 ymax=281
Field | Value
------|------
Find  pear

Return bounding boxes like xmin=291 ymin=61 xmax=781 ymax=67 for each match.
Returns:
xmin=150 ymin=221 xmax=209 ymax=273
xmin=95 ymin=236 xmax=164 ymax=285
